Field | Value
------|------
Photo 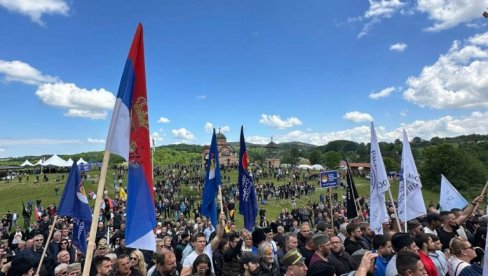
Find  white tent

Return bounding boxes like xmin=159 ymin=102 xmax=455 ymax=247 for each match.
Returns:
xmin=43 ymin=154 xmax=70 ymax=167
xmin=311 ymin=164 xmax=324 ymax=170
xmin=34 ymin=159 xmax=44 ymax=166
xmin=66 ymin=158 xmax=74 ymax=166
xmin=77 ymin=158 xmax=88 ymax=165
xmin=297 ymin=164 xmax=312 ymax=170
xmin=20 ymin=160 xmax=34 ymax=167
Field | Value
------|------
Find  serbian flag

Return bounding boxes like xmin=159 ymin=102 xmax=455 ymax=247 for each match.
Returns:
xmin=58 ymin=162 xmax=92 ymax=254
xmin=202 ymin=129 xmax=222 ymax=228
xmin=238 ymin=126 xmax=258 ymax=231
xmin=105 ymin=24 xmax=156 ymax=251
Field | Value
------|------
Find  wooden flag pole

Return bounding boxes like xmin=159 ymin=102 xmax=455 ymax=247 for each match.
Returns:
xmin=474 ymin=179 xmax=488 ymax=210
xmin=82 ymin=150 xmax=111 ymax=276
xmin=329 ymin=188 xmax=334 ymax=227
xmin=36 ymin=215 xmax=58 ymax=274
xmin=387 ymin=189 xmax=402 ymax=232
xmin=218 ymin=185 xmax=225 ymax=226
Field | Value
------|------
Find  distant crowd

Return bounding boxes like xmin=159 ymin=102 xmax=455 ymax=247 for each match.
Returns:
xmin=0 ymin=164 xmax=486 ymax=276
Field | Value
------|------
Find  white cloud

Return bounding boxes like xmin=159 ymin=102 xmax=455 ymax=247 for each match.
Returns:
xmin=417 ymin=0 xmax=486 ymax=31
xmin=87 ymin=138 xmax=105 ymax=144
xmin=259 ymin=114 xmax=303 ymax=129
xmin=369 ymin=86 xmax=396 ymax=99
xmin=0 ymin=148 xmax=5 ymax=152
xmin=246 ymin=136 xmax=271 ymax=144
xmin=204 ymin=122 xmax=230 ymax=133
xmin=171 ymin=128 xmax=195 ymax=142
xmin=158 ymin=117 xmax=170 ymax=123
xmin=36 ymin=82 xmax=115 ymax=119
xmin=195 ymin=95 xmax=207 ymax=100
xmin=204 ymin=122 xmax=214 ymax=133
xmin=358 ymin=0 xmax=406 ymax=38
xmin=246 ymin=112 xmax=488 ymax=145
xmin=151 ymin=131 xmax=163 ymax=142
xmin=0 ymin=138 xmax=81 ymax=146
xmin=343 ymin=111 xmax=374 ymax=123
xmin=404 ymin=32 xmax=488 ymax=109
xmin=0 ymin=60 xmax=58 ymax=85
xmin=0 ymin=0 xmax=69 ymax=25
xmin=390 ymin=42 xmax=408 ymax=52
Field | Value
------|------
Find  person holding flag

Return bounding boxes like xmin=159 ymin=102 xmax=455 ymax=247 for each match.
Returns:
xmin=57 ymin=161 xmax=92 ymax=255
xmin=238 ymin=126 xmax=258 ymax=231
xmin=201 ymin=129 xmax=222 ymax=228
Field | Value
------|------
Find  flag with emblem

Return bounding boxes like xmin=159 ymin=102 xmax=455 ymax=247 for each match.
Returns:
xmin=238 ymin=126 xmax=258 ymax=231
xmin=105 ymin=24 xmax=156 ymax=251
xmin=58 ymin=161 xmax=92 ymax=254
xmin=202 ymin=129 xmax=222 ymax=227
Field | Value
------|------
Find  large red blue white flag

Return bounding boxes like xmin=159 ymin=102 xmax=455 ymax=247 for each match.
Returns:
xmin=106 ymin=24 xmax=156 ymax=251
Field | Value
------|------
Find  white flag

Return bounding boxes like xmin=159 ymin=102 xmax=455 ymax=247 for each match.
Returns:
xmin=398 ymin=129 xmax=426 ymax=222
xmin=369 ymin=122 xmax=390 ymax=234
xmin=440 ymin=174 xmax=468 ymax=211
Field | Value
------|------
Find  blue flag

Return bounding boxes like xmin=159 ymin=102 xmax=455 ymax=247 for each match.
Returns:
xmin=440 ymin=174 xmax=468 ymax=211
xmin=238 ymin=126 xmax=258 ymax=231
xmin=202 ymin=129 xmax=222 ymax=228
xmin=57 ymin=161 xmax=92 ymax=254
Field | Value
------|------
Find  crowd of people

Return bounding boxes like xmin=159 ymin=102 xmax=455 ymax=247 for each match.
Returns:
xmin=0 ymin=164 xmax=486 ymax=276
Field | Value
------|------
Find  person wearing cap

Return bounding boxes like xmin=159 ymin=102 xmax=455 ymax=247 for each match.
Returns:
xmin=240 ymin=252 xmax=261 ymax=276
xmin=308 ymin=234 xmax=335 ymax=276
xmin=386 ymin=233 xmax=419 ymax=276
xmin=424 ymin=214 xmax=440 ymax=236
xmin=281 ymin=249 xmax=308 ymax=276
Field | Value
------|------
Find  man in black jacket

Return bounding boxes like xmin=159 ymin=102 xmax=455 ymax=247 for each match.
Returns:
xmin=327 ymin=235 xmax=356 ymax=275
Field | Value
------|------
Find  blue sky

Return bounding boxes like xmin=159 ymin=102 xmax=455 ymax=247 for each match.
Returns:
xmin=1 ymin=0 xmax=488 ymax=157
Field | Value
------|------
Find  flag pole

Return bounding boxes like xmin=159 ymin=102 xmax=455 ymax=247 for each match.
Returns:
xmin=387 ymin=189 xmax=402 ymax=232
xmin=36 ymin=215 xmax=58 ymax=274
xmin=218 ymin=186 xmax=225 ymax=226
xmin=82 ymin=150 xmax=111 ymax=276
xmin=329 ymin=188 xmax=334 ymax=227
xmin=403 ymin=178 xmax=407 ymax=232
xmin=474 ymin=179 xmax=488 ymax=210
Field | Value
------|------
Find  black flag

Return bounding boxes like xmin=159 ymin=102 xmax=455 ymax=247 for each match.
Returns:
xmin=346 ymin=161 xmax=359 ymax=219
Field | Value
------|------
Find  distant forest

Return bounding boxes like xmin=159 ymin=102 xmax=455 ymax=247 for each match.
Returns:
xmin=1 ymin=134 xmax=487 ymax=196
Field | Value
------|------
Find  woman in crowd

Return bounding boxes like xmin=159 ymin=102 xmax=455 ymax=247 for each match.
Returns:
xmin=192 ymin=254 xmax=212 ymax=276
xmin=447 ymin=237 xmax=482 ymax=276
xmin=59 ymin=238 xmax=76 ymax=263
xmin=130 ymin=249 xmax=147 ymax=276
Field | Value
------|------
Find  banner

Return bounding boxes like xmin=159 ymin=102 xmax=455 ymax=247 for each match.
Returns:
xmin=369 ymin=122 xmax=390 ymax=234
xmin=398 ymin=129 xmax=426 ymax=222
xmin=439 ymin=174 xmax=468 ymax=211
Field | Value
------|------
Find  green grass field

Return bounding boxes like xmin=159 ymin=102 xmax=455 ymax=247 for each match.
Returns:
xmin=0 ymin=168 xmax=448 ymax=230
